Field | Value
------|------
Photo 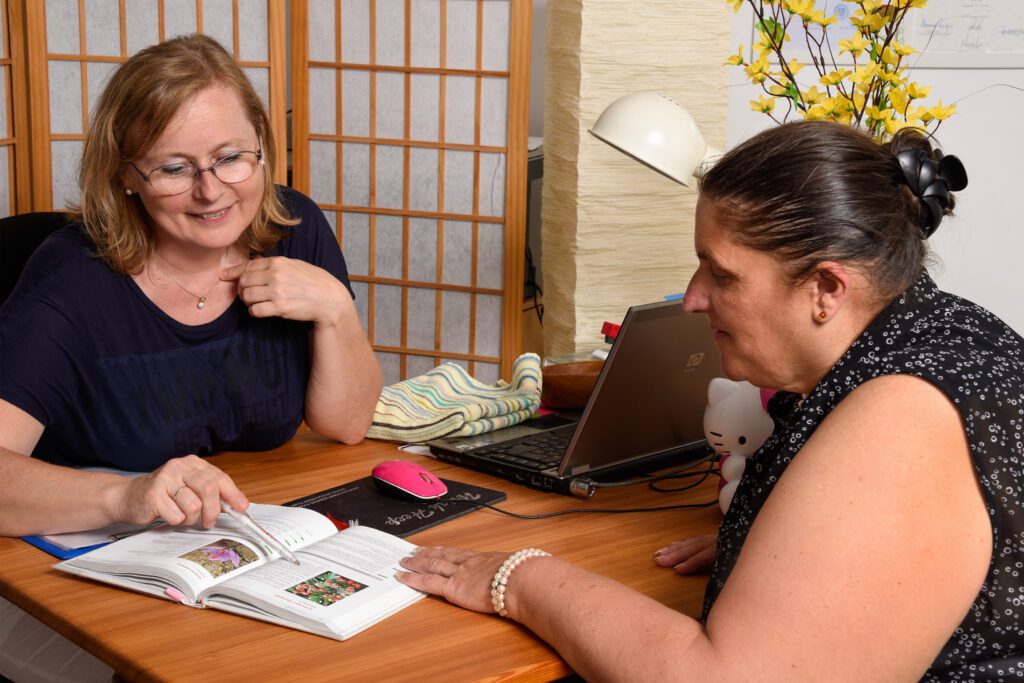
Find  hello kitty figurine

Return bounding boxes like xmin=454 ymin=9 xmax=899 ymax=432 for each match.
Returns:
xmin=703 ymin=378 xmax=775 ymax=514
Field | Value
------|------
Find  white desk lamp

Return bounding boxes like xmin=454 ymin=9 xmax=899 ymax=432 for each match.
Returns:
xmin=588 ymin=92 xmax=720 ymax=187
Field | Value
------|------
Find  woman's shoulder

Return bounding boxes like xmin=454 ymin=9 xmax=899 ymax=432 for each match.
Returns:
xmin=7 ymin=224 xmax=107 ymax=298
xmin=275 ymin=184 xmax=320 ymax=221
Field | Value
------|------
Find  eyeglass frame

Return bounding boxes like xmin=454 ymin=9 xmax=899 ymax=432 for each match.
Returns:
xmin=125 ymin=147 xmax=264 ymax=196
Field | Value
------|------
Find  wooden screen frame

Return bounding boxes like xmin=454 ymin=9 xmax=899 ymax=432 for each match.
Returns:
xmin=291 ymin=0 xmax=530 ymax=381
xmin=19 ymin=0 xmax=288 ymax=212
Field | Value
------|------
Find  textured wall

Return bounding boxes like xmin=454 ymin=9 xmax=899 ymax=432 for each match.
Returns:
xmin=541 ymin=0 xmax=730 ymax=356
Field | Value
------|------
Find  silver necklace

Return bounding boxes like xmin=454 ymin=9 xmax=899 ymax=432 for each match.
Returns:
xmin=149 ymin=251 xmax=226 ymax=310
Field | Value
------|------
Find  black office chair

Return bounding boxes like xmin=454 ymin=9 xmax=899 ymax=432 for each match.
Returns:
xmin=0 ymin=211 xmax=73 ymax=306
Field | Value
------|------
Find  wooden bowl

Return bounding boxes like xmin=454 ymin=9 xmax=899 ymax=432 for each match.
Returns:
xmin=541 ymin=360 xmax=604 ymax=409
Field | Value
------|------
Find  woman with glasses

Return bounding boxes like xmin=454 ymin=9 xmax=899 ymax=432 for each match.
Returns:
xmin=0 ymin=34 xmax=382 ymax=537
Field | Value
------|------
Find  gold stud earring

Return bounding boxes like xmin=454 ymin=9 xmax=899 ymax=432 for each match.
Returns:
xmin=818 ymin=311 xmax=827 ymax=320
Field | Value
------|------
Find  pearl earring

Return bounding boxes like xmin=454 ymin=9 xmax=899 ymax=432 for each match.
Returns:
xmin=125 ymin=188 xmax=133 ymax=195
xmin=818 ymin=311 xmax=827 ymax=320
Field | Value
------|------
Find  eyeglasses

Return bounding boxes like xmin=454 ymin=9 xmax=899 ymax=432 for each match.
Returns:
xmin=127 ymin=148 xmax=264 ymax=196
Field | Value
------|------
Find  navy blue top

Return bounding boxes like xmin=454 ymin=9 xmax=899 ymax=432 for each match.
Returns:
xmin=0 ymin=186 xmax=352 ymax=471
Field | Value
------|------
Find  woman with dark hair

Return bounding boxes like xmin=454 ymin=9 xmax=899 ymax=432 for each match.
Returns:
xmin=0 ymin=34 xmax=382 ymax=537
xmin=398 ymin=121 xmax=1024 ymax=680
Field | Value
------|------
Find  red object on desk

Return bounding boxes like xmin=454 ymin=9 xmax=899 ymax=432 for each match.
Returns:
xmin=601 ymin=321 xmax=621 ymax=342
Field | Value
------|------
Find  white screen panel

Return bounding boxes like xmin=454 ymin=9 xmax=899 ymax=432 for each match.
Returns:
xmin=51 ymin=140 xmax=83 ymax=210
xmin=442 ymin=220 xmax=472 ymax=286
xmin=409 ymin=74 xmax=439 ymax=142
xmin=243 ymin=67 xmax=270 ymax=113
xmin=377 ymin=351 xmax=401 ymax=387
xmin=409 ymin=0 xmax=440 ymax=68
xmin=476 ymin=222 xmax=504 ymax=289
xmin=48 ymin=61 xmax=82 ymax=134
xmin=443 ymin=150 xmax=474 ymax=215
xmin=125 ymin=0 xmax=160 ymax=56
xmin=341 ymin=211 xmax=369 ymax=276
xmin=309 ymin=140 xmax=338 ymax=204
xmin=443 ymin=75 xmax=475 ymax=145
xmin=46 ymin=0 xmax=80 ymax=53
xmin=308 ymin=69 xmax=337 ymax=135
xmin=479 ymin=77 xmax=508 ymax=147
xmin=445 ymin=0 xmax=477 ymax=70
xmin=481 ymin=0 xmax=511 ymax=71
xmin=238 ymin=0 xmax=269 ymax=61
xmin=374 ymin=215 xmax=403 ymax=279
xmin=308 ymin=0 xmax=336 ymax=62
xmin=375 ymin=144 xmax=404 ymax=210
xmin=408 ymin=218 xmax=437 ymax=281
xmin=0 ymin=67 xmax=7 ymax=137
xmin=407 ymin=354 xmax=438 ymax=378
xmin=341 ymin=0 xmax=371 ymax=63
xmin=351 ymin=280 xmax=369 ymax=330
xmin=86 ymin=62 xmax=119 ymax=117
xmin=163 ymin=1 xmax=198 ymax=39
xmin=474 ymin=294 xmax=502 ymax=357
xmin=375 ymin=72 xmax=405 ymax=139
xmin=341 ymin=69 xmax=370 ymax=136
xmin=202 ymin=0 xmax=235 ymax=55
xmin=0 ymin=146 xmax=10 ymax=218
xmin=85 ymin=0 xmax=121 ymax=57
xmin=474 ymin=362 xmax=499 ymax=385
xmin=375 ymin=0 xmax=405 ymax=67
xmin=407 ymin=288 xmax=437 ymax=350
xmin=478 ymin=152 xmax=506 ymax=217
xmin=440 ymin=290 xmax=470 ymax=354
xmin=374 ymin=284 xmax=403 ymax=346
xmin=341 ymin=142 xmax=370 ymax=206
xmin=408 ymin=147 xmax=438 ymax=212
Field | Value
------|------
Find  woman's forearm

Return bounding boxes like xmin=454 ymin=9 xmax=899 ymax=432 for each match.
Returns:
xmin=304 ymin=295 xmax=383 ymax=443
xmin=507 ymin=556 xmax=716 ymax=683
xmin=0 ymin=449 xmax=127 ymax=536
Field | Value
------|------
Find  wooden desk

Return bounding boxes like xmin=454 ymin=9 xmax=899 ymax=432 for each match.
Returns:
xmin=0 ymin=433 xmax=722 ymax=682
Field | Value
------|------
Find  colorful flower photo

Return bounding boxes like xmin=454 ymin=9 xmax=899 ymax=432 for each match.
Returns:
xmin=286 ymin=571 xmax=367 ymax=606
xmin=179 ymin=539 xmax=258 ymax=578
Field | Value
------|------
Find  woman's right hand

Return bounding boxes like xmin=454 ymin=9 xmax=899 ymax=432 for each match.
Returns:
xmin=111 ymin=455 xmax=249 ymax=529
xmin=654 ymin=533 xmax=718 ymax=574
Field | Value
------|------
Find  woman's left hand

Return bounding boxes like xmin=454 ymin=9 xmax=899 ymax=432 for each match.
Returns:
xmin=220 ymin=256 xmax=347 ymax=326
xmin=397 ymin=546 xmax=509 ymax=614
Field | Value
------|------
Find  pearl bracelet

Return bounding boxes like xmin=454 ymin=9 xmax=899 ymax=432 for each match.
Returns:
xmin=490 ymin=547 xmax=550 ymax=618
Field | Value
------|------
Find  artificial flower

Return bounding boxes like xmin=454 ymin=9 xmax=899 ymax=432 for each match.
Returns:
xmin=907 ymin=81 xmax=931 ymax=99
xmin=928 ymin=100 xmax=957 ymax=120
xmin=820 ymin=68 xmax=852 ymax=86
xmin=751 ymin=95 xmax=776 ymax=113
xmin=725 ymin=46 xmax=745 ymax=66
xmin=838 ymin=32 xmax=870 ymax=57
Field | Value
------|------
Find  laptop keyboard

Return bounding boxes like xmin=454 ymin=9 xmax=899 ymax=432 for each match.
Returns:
xmin=471 ymin=428 xmax=573 ymax=471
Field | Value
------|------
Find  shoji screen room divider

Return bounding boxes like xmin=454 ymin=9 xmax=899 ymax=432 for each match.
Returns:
xmin=291 ymin=0 xmax=531 ymax=385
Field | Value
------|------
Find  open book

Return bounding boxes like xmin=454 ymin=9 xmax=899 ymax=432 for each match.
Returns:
xmin=54 ymin=504 xmax=424 ymax=641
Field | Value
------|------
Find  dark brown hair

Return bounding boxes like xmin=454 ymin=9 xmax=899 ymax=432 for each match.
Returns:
xmin=698 ymin=120 xmax=956 ymax=300
xmin=69 ymin=34 xmax=295 ymax=274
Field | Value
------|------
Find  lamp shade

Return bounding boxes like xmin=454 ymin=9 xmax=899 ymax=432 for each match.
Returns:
xmin=589 ymin=92 xmax=720 ymax=187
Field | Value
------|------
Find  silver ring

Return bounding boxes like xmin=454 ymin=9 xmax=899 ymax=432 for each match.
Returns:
xmin=172 ymin=485 xmax=188 ymax=500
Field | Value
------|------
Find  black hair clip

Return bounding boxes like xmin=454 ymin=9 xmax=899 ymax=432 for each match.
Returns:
xmin=896 ymin=149 xmax=968 ymax=237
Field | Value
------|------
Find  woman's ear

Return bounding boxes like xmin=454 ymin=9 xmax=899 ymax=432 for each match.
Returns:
xmin=808 ymin=261 xmax=850 ymax=323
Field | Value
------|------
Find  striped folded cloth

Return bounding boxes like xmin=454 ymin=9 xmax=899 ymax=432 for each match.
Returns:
xmin=366 ymin=353 xmax=542 ymax=443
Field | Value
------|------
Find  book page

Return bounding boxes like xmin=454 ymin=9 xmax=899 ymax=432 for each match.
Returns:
xmin=204 ymin=525 xmax=423 ymax=638
xmin=56 ymin=505 xmax=336 ymax=604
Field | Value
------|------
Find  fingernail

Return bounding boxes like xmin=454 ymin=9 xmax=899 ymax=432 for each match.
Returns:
xmin=654 ymin=547 xmax=667 ymax=557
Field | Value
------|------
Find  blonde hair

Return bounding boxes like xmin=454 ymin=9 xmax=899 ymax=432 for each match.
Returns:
xmin=69 ymin=34 xmax=296 ymax=274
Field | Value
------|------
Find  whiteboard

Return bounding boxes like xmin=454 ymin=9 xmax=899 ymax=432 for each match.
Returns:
xmin=752 ymin=0 xmax=1024 ymax=69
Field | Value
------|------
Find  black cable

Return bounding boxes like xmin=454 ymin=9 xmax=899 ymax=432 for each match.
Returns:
xmin=441 ymin=457 xmax=720 ymax=519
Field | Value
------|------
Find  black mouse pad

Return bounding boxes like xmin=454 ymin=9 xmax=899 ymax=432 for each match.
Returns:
xmin=283 ymin=476 xmax=507 ymax=538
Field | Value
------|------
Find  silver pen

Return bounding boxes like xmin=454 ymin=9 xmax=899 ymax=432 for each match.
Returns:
xmin=220 ymin=501 xmax=301 ymax=565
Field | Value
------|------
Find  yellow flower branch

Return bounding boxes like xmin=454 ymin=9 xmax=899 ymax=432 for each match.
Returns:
xmin=727 ymin=0 xmax=954 ymax=140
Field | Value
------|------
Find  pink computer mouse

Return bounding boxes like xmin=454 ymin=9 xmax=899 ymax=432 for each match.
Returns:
xmin=371 ymin=459 xmax=449 ymax=501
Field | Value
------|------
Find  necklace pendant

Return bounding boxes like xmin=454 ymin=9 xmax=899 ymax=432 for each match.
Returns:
xmin=197 ymin=297 xmax=206 ymax=310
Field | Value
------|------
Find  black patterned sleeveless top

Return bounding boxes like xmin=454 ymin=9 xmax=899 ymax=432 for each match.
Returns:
xmin=700 ymin=272 xmax=1024 ymax=680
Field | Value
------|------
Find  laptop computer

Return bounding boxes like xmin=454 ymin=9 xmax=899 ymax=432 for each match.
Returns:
xmin=427 ymin=299 xmax=723 ymax=497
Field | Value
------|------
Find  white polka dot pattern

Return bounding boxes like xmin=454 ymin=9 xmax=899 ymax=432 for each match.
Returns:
xmin=701 ymin=273 xmax=1024 ymax=680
